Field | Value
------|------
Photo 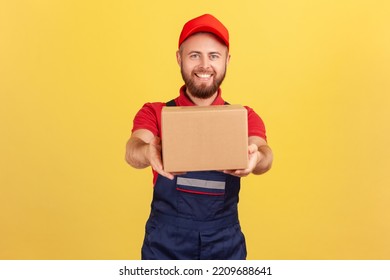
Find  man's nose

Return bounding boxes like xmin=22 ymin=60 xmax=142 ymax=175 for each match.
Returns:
xmin=199 ymin=56 xmax=210 ymax=68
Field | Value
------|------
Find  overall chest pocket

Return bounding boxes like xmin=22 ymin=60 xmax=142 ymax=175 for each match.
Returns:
xmin=176 ymin=173 xmax=226 ymax=220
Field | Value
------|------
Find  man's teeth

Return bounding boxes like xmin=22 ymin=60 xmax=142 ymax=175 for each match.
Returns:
xmin=196 ymin=73 xmax=211 ymax=78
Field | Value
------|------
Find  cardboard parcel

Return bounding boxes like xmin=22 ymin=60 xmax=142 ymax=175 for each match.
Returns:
xmin=162 ymin=105 xmax=248 ymax=172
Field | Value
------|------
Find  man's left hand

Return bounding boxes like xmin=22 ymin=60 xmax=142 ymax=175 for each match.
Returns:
xmin=223 ymin=144 xmax=261 ymax=177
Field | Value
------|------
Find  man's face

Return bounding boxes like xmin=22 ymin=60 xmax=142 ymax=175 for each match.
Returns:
xmin=177 ymin=33 xmax=230 ymax=99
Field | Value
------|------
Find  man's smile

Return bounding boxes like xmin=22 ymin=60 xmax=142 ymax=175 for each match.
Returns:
xmin=194 ymin=73 xmax=213 ymax=79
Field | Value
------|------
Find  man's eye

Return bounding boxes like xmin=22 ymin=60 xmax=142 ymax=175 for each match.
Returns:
xmin=190 ymin=54 xmax=200 ymax=59
xmin=210 ymin=55 xmax=219 ymax=60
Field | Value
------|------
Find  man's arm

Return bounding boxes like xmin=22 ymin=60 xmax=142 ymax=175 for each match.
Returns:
xmin=249 ymin=136 xmax=273 ymax=175
xmin=125 ymin=129 xmax=175 ymax=180
xmin=223 ymin=136 xmax=273 ymax=177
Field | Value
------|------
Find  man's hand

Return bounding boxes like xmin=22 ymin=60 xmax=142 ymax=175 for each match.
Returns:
xmin=147 ymin=137 xmax=175 ymax=180
xmin=223 ymin=144 xmax=260 ymax=177
xmin=125 ymin=129 xmax=176 ymax=180
xmin=223 ymin=136 xmax=273 ymax=177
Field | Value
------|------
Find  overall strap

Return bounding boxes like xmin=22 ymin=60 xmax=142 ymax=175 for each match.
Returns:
xmin=166 ymin=99 xmax=176 ymax=107
xmin=166 ymin=99 xmax=230 ymax=106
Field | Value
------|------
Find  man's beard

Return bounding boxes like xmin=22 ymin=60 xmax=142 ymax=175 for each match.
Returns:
xmin=180 ymin=65 xmax=227 ymax=99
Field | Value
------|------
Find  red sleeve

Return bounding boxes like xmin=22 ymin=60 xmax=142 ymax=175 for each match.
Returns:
xmin=131 ymin=102 xmax=165 ymax=185
xmin=245 ymin=106 xmax=267 ymax=141
xmin=131 ymin=102 xmax=164 ymax=137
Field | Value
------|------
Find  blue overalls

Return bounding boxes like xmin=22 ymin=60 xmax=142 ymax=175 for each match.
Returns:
xmin=141 ymin=171 xmax=246 ymax=260
xmin=141 ymin=100 xmax=247 ymax=260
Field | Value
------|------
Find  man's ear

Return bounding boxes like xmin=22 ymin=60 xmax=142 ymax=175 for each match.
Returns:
xmin=226 ymin=53 xmax=231 ymax=66
xmin=176 ymin=50 xmax=182 ymax=67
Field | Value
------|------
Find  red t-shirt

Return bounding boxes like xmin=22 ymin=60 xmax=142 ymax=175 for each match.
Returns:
xmin=132 ymin=86 xmax=267 ymax=139
xmin=131 ymin=86 xmax=268 ymax=183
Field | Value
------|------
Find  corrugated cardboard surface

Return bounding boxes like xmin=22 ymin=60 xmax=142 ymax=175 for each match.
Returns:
xmin=162 ymin=105 xmax=248 ymax=172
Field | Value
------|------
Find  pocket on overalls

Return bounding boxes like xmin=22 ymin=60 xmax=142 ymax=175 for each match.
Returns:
xmin=176 ymin=172 xmax=226 ymax=220
xmin=144 ymin=217 xmax=160 ymax=246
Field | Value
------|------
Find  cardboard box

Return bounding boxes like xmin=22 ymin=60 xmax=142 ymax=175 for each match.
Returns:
xmin=162 ymin=105 xmax=248 ymax=172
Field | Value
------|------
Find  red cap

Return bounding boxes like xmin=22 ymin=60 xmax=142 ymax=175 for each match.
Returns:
xmin=178 ymin=14 xmax=229 ymax=49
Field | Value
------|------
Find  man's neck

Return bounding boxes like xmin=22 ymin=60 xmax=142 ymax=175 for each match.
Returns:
xmin=185 ymin=90 xmax=218 ymax=106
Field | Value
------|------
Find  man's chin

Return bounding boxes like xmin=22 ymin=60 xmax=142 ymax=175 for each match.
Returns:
xmin=184 ymin=79 xmax=221 ymax=99
xmin=189 ymin=90 xmax=217 ymax=99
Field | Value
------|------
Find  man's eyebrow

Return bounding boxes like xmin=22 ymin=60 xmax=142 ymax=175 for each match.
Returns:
xmin=187 ymin=51 xmax=222 ymax=55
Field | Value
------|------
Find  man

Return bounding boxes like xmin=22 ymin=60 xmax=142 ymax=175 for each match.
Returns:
xmin=125 ymin=14 xmax=273 ymax=260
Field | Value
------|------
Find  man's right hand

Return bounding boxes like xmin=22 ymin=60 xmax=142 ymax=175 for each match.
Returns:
xmin=126 ymin=129 xmax=175 ymax=180
xmin=147 ymin=136 xmax=175 ymax=180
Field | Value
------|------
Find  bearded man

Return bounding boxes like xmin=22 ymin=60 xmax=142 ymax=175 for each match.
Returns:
xmin=125 ymin=14 xmax=273 ymax=260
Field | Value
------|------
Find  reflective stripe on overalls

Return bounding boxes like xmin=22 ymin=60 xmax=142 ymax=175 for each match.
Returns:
xmin=141 ymin=100 xmax=247 ymax=260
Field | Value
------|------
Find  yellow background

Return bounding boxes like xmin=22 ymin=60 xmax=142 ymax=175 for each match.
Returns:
xmin=1 ymin=0 xmax=389 ymax=259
